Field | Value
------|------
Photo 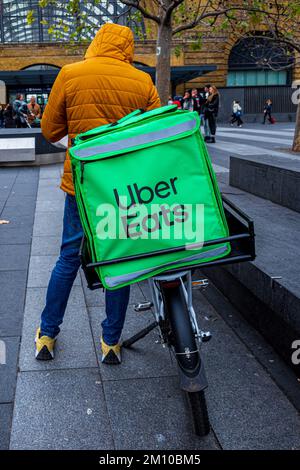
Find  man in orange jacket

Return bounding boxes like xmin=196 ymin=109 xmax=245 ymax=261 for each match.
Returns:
xmin=35 ymin=23 xmax=160 ymax=364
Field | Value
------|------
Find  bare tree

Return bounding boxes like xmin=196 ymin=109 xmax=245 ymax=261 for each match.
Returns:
xmin=119 ymin=0 xmax=276 ymax=104
xmin=222 ymin=1 xmax=300 ymax=150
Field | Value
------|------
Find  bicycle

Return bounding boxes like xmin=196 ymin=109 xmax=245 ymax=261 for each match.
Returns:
xmin=80 ymin=195 xmax=255 ymax=436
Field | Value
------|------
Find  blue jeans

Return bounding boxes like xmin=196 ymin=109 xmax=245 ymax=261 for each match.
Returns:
xmin=40 ymin=194 xmax=130 ymax=345
xmin=200 ymin=114 xmax=210 ymax=137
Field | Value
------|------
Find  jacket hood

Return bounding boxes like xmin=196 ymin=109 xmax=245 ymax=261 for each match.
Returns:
xmin=85 ymin=23 xmax=134 ymax=63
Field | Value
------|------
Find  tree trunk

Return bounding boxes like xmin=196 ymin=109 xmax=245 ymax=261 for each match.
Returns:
xmin=292 ymin=103 xmax=300 ymax=152
xmin=155 ymin=22 xmax=172 ymax=105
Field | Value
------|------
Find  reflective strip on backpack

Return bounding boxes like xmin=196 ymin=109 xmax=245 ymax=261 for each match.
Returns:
xmin=104 ymin=244 xmax=228 ymax=288
xmin=73 ymin=118 xmax=197 ymax=158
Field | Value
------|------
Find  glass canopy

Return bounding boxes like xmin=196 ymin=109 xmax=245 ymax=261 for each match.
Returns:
xmin=0 ymin=1 xmax=142 ymax=43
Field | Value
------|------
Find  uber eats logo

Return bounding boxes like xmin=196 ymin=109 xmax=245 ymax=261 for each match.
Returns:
xmin=95 ymin=176 xmax=204 ymax=246
xmin=113 ymin=177 xmax=179 ymax=207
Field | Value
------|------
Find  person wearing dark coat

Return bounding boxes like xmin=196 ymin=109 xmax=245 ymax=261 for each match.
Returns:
xmin=263 ymin=99 xmax=273 ymax=124
xmin=13 ymin=93 xmax=32 ymax=128
xmin=3 ymin=103 xmax=14 ymax=128
xmin=204 ymin=85 xmax=220 ymax=143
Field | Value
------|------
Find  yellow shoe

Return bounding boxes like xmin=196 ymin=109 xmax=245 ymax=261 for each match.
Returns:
xmin=35 ymin=328 xmax=56 ymax=360
xmin=101 ymin=338 xmax=121 ymax=365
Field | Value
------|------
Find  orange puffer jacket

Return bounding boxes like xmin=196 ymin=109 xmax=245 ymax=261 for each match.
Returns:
xmin=41 ymin=23 xmax=161 ymax=195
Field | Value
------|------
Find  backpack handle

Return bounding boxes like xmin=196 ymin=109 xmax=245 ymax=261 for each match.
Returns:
xmin=109 ymin=108 xmax=145 ymax=127
xmin=75 ymin=105 xmax=178 ymax=144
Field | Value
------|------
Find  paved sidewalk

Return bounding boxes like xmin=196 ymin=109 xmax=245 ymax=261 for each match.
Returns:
xmin=0 ymin=166 xmax=39 ymax=450
xmin=6 ymin=164 xmax=300 ymax=450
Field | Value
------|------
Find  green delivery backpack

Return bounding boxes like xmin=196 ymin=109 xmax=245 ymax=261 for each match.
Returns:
xmin=70 ymin=105 xmax=230 ymax=290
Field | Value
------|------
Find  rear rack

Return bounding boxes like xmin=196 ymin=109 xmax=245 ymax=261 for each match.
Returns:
xmin=80 ymin=195 xmax=255 ymax=290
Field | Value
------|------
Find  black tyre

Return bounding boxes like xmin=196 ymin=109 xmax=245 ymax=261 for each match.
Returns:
xmin=160 ymin=281 xmax=210 ymax=436
xmin=187 ymin=390 xmax=210 ymax=436
xmin=161 ymin=282 xmax=200 ymax=375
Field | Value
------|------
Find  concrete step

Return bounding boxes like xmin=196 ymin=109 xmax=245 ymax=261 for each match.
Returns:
xmin=229 ymin=154 xmax=300 ymax=213
xmin=0 ymin=129 xmax=63 ymax=165
xmin=201 ymin=183 xmax=300 ymax=373
xmin=0 ymin=137 xmax=35 ymax=162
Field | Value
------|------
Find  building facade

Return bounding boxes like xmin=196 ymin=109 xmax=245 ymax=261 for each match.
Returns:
xmin=0 ymin=0 xmax=299 ymax=118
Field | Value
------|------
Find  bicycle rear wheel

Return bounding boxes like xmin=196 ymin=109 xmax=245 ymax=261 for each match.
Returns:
xmin=187 ymin=390 xmax=210 ymax=436
xmin=160 ymin=280 xmax=210 ymax=436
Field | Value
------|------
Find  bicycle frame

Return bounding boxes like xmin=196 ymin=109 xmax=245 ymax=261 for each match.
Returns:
xmin=149 ymin=271 xmax=204 ymax=342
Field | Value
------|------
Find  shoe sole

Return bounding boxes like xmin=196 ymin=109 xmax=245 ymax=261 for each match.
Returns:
xmin=101 ymin=349 xmax=121 ymax=365
xmin=35 ymin=334 xmax=55 ymax=361
xmin=35 ymin=345 xmax=54 ymax=360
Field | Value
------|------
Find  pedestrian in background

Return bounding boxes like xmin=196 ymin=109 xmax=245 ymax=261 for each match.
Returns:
xmin=263 ymin=98 xmax=274 ymax=124
xmin=27 ymin=96 xmax=41 ymax=127
xmin=230 ymin=100 xmax=243 ymax=127
xmin=204 ymin=85 xmax=220 ymax=143
xmin=3 ymin=103 xmax=14 ymax=128
xmin=199 ymin=84 xmax=210 ymax=138
xmin=182 ymin=90 xmax=193 ymax=111
xmin=191 ymin=88 xmax=200 ymax=114
xmin=13 ymin=93 xmax=32 ymax=128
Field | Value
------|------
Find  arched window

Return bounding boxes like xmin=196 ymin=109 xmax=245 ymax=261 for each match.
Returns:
xmin=22 ymin=64 xmax=61 ymax=71
xmin=227 ymin=34 xmax=294 ymax=86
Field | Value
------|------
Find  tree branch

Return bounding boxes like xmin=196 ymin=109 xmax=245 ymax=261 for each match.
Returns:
xmin=172 ymin=6 xmax=281 ymax=35
xmin=163 ymin=0 xmax=186 ymax=25
xmin=119 ymin=0 xmax=161 ymax=24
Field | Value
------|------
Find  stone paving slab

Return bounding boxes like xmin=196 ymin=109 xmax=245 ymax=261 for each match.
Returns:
xmin=31 ymin=236 xmax=61 ymax=256
xmin=33 ymin=211 xmax=63 ymax=237
xmin=0 ymin=336 xmax=20 ymax=403
xmin=0 ymin=227 xmax=33 ymax=245
xmin=0 ymin=208 xmax=35 ymax=244
xmin=15 ymin=169 xmax=38 ymax=183
xmin=39 ymin=165 xmax=62 ymax=180
xmin=9 ymin=183 xmax=38 ymax=197
xmin=0 ymin=200 xmax=6 ymax=213
xmin=35 ymin=199 xmax=64 ymax=213
xmin=4 ymin=194 xmax=37 ymax=211
xmin=0 ymin=404 xmax=13 ymax=450
xmin=10 ymin=369 xmax=114 ymax=450
xmin=36 ymin=188 xmax=65 ymax=203
xmin=103 ymin=376 xmax=219 ymax=450
xmin=38 ymin=178 xmax=61 ymax=189
xmin=0 ymin=244 xmax=30 ymax=272
xmin=0 ymin=270 xmax=27 ymax=336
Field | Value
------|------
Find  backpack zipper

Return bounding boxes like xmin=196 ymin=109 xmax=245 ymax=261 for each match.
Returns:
xmin=80 ymin=161 xmax=85 ymax=184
